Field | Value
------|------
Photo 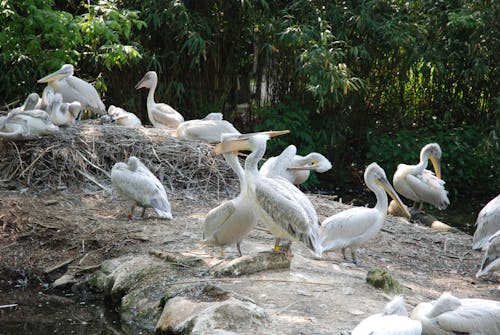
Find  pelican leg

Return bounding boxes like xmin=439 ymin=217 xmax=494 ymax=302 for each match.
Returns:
xmin=341 ymin=248 xmax=348 ymax=261
xmin=351 ymin=249 xmax=358 ymax=265
xmin=140 ymin=206 xmax=147 ymax=218
xmin=273 ymin=238 xmax=281 ymax=253
xmin=220 ymin=247 xmax=225 ymax=258
xmin=128 ymin=205 xmax=135 ymax=220
xmin=236 ymin=242 xmax=242 ymax=257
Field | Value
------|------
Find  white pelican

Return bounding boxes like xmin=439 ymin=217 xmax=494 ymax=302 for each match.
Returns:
xmin=393 ymin=143 xmax=449 ymax=212
xmin=111 ymin=156 xmax=172 ymax=219
xmin=260 ymin=145 xmax=332 ymax=186
xmin=215 ymin=131 xmax=322 ymax=257
xmin=176 ymin=116 xmax=241 ymax=143
xmin=352 ymin=296 xmax=422 ymax=335
xmin=135 ymin=71 xmax=184 ymax=128
xmin=37 ymin=64 xmax=106 ymax=115
xmin=108 ymin=105 xmax=142 ymax=128
xmin=472 ymin=194 xmax=500 ymax=250
xmin=203 ymin=134 xmax=255 ymax=257
xmin=320 ymin=163 xmax=410 ymax=264
xmin=46 ymin=91 xmax=81 ymax=126
xmin=0 ymin=109 xmax=58 ymax=139
xmin=411 ymin=292 xmax=500 ymax=335
xmin=5 ymin=93 xmax=41 ymax=116
xmin=476 ymin=229 xmax=500 ymax=278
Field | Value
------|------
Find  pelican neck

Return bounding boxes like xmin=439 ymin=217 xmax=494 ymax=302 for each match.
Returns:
xmin=371 ymin=181 xmax=389 ymax=213
xmin=147 ymin=79 xmax=158 ymax=107
xmin=223 ymin=152 xmax=246 ymax=190
xmin=245 ymin=140 xmax=267 ymax=178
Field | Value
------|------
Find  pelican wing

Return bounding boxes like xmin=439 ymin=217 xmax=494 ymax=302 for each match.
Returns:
xmin=260 ymin=145 xmax=297 ymax=183
xmin=320 ymin=207 xmax=379 ymax=251
xmin=436 ymin=299 xmax=500 ymax=334
xmin=177 ymin=120 xmax=240 ymax=143
xmin=272 ymin=176 xmax=318 ymax=226
xmin=477 ymin=230 xmax=500 ymax=277
xmin=405 ymin=171 xmax=449 ymax=209
xmin=352 ymin=314 xmax=422 ymax=335
xmin=472 ymin=194 xmax=500 ymax=249
xmin=203 ymin=200 xmax=236 ymax=241
xmin=64 ymin=76 xmax=105 ymax=113
xmin=151 ymin=103 xmax=184 ymax=128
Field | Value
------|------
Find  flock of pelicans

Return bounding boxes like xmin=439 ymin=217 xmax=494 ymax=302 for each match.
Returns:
xmin=1 ymin=64 xmax=499 ymax=334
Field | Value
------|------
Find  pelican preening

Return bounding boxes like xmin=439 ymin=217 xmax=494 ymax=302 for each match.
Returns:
xmin=202 ymin=134 xmax=256 ymax=257
xmin=37 ymin=64 xmax=106 ymax=116
xmin=176 ymin=116 xmax=241 ymax=143
xmin=45 ymin=90 xmax=81 ymax=126
xmin=260 ymin=145 xmax=332 ymax=186
xmin=320 ymin=162 xmax=410 ymax=264
xmin=111 ymin=156 xmax=172 ymax=220
xmin=351 ymin=296 xmax=422 ymax=335
xmin=472 ymin=194 xmax=500 ymax=250
xmin=135 ymin=71 xmax=184 ymax=128
xmin=107 ymin=105 xmax=142 ymax=128
xmin=393 ymin=143 xmax=449 ymax=212
xmin=215 ymin=131 xmax=323 ymax=257
xmin=476 ymin=230 xmax=500 ymax=278
xmin=411 ymin=292 xmax=500 ymax=335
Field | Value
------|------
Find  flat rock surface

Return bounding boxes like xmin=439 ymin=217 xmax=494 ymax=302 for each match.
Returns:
xmin=0 ymin=189 xmax=498 ymax=334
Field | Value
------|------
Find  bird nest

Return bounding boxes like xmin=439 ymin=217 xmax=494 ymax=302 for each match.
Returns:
xmin=0 ymin=123 xmax=236 ymax=197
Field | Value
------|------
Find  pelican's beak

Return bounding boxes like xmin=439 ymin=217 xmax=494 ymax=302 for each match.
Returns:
xmin=214 ymin=130 xmax=290 ymax=154
xmin=287 ymin=166 xmax=316 ymax=171
xmin=377 ymin=176 xmax=411 ymax=218
xmin=429 ymin=155 xmax=442 ymax=179
xmin=135 ymin=75 xmax=147 ymax=89
xmin=37 ymin=68 xmax=67 ymax=83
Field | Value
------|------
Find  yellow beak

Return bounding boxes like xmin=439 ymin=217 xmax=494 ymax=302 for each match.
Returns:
xmin=429 ymin=155 xmax=442 ymax=179
xmin=377 ymin=177 xmax=411 ymax=218
xmin=214 ymin=130 xmax=290 ymax=154
xmin=38 ymin=69 xmax=67 ymax=83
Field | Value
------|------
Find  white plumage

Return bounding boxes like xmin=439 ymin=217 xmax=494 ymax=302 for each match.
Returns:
xmin=45 ymin=89 xmax=81 ymax=126
xmin=37 ymin=64 xmax=106 ymax=115
xmin=202 ymin=134 xmax=256 ymax=256
xmin=352 ymin=296 xmax=422 ymax=335
xmin=411 ymin=292 xmax=500 ymax=335
xmin=107 ymin=105 xmax=142 ymax=128
xmin=0 ymin=109 xmax=58 ymax=139
xmin=320 ymin=163 xmax=410 ymax=264
xmin=476 ymin=229 xmax=500 ymax=278
xmin=135 ymin=71 xmax=184 ymax=128
xmin=176 ymin=115 xmax=240 ymax=143
xmin=472 ymin=194 xmax=500 ymax=250
xmin=215 ymin=133 xmax=322 ymax=257
xmin=393 ymin=143 xmax=449 ymax=211
xmin=111 ymin=156 xmax=172 ymax=219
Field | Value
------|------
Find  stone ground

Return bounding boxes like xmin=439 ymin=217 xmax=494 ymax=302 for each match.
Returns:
xmin=0 ymin=187 xmax=498 ymax=334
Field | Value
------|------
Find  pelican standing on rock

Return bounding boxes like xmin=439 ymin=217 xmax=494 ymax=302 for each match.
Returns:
xmin=111 ymin=156 xmax=172 ymax=220
xmin=135 ymin=71 xmax=184 ymax=128
xmin=352 ymin=296 xmax=422 ymax=335
xmin=476 ymin=229 xmax=500 ymax=278
xmin=411 ymin=292 xmax=500 ymax=335
xmin=202 ymin=134 xmax=256 ymax=257
xmin=37 ymin=64 xmax=106 ymax=116
xmin=260 ymin=145 xmax=332 ymax=186
xmin=320 ymin=163 xmax=410 ymax=264
xmin=176 ymin=115 xmax=241 ymax=143
xmin=393 ymin=143 xmax=449 ymax=213
xmin=215 ymin=132 xmax=322 ymax=257
xmin=472 ymin=194 xmax=500 ymax=250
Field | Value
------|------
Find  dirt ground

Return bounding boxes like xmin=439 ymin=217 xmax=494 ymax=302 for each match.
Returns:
xmin=1 ymin=182 xmax=498 ymax=334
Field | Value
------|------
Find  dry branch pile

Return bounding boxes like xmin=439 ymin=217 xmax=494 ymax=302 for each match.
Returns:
xmin=0 ymin=124 xmax=236 ymax=196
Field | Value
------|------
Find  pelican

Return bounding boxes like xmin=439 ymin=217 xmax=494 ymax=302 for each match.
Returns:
xmin=202 ymin=112 xmax=223 ymax=120
xmin=476 ymin=229 xmax=500 ymax=278
xmin=472 ymin=194 xmax=500 ymax=250
xmin=320 ymin=163 xmax=410 ymax=264
xmin=135 ymin=71 xmax=184 ymax=128
xmin=111 ymin=156 xmax=172 ymax=219
xmin=260 ymin=145 xmax=332 ymax=185
xmin=202 ymin=134 xmax=256 ymax=257
xmin=46 ymin=91 xmax=81 ymax=126
xmin=215 ymin=132 xmax=322 ymax=257
xmin=108 ymin=105 xmax=142 ymax=128
xmin=411 ymin=292 xmax=500 ymax=335
xmin=352 ymin=296 xmax=422 ymax=335
xmin=0 ymin=109 xmax=58 ymax=139
xmin=10 ymin=93 xmax=41 ymax=114
xmin=37 ymin=64 xmax=106 ymax=115
xmin=393 ymin=143 xmax=449 ymax=212
xmin=176 ymin=116 xmax=241 ymax=143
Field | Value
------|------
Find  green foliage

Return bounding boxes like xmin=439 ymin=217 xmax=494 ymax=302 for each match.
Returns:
xmin=366 ymin=124 xmax=499 ymax=198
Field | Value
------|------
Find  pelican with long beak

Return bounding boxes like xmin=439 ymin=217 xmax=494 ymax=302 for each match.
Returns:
xmin=393 ymin=143 xmax=449 ymax=212
xmin=352 ymin=296 xmax=422 ymax=335
xmin=476 ymin=229 xmax=500 ymax=278
xmin=320 ymin=162 xmax=410 ymax=264
xmin=411 ymin=292 xmax=500 ymax=334
xmin=472 ymin=194 xmax=500 ymax=250
xmin=135 ymin=71 xmax=184 ymax=128
xmin=111 ymin=156 xmax=172 ymax=220
xmin=37 ymin=64 xmax=106 ymax=116
xmin=215 ymin=131 xmax=323 ymax=257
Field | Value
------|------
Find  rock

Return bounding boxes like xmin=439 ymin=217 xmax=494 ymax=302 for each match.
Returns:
xmin=211 ymin=251 xmax=291 ymax=277
xmin=366 ymin=268 xmax=401 ymax=294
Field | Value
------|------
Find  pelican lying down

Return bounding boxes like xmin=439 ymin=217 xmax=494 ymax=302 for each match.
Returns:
xmin=176 ymin=114 xmax=241 ymax=143
xmin=0 ymin=109 xmax=58 ymax=139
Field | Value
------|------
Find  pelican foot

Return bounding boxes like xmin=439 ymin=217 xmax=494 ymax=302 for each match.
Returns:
xmin=409 ymin=207 xmax=424 ymax=217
